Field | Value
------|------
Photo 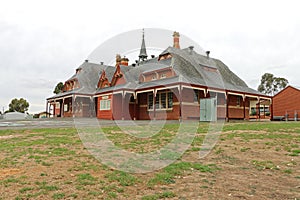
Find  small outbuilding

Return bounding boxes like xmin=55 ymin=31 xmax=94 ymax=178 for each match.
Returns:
xmin=272 ymin=86 xmax=300 ymax=121
xmin=3 ymin=112 xmax=30 ymax=120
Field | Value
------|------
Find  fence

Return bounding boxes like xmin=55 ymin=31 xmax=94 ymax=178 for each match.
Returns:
xmin=285 ymin=110 xmax=300 ymax=121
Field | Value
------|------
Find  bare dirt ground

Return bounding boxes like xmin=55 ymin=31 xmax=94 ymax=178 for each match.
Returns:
xmin=0 ymin=122 xmax=299 ymax=200
xmin=180 ymin=132 xmax=299 ymax=199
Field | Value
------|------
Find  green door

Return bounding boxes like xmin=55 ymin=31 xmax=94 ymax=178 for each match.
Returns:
xmin=200 ymin=98 xmax=217 ymax=122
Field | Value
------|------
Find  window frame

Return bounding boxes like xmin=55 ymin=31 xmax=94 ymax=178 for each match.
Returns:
xmin=100 ymin=99 xmax=111 ymax=110
xmin=193 ymin=89 xmax=200 ymax=103
xmin=237 ymin=96 xmax=241 ymax=107
xmin=148 ymin=93 xmax=153 ymax=110
xmin=64 ymin=103 xmax=69 ymax=112
xmin=148 ymin=91 xmax=173 ymax=111
xmin=160 ymin=73 xmax=166 ymax=79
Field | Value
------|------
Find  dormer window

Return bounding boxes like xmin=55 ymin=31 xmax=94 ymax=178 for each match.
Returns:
xmin=152 ymin=75 xmax=156 ymax=80
xmin=202 ymin=66 xmax=217 ymax=72
xmin=160 ymin=73 xmax=166 ymax=79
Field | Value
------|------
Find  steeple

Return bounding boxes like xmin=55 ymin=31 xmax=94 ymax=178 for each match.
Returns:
xmin=138 ymin=29 xmax=148 ymax=62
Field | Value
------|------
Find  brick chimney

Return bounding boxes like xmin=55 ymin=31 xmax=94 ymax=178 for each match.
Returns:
xmin=120 ymin=57 xmax=129 ymax=66
xmin=173 ymin=31 xmax=180 ymax=49
xmin=116 ymin=54 xmax=121 ymax=66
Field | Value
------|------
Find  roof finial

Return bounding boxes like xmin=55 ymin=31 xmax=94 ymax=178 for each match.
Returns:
xmin=139 ymin=28 xmax=148 ymax=62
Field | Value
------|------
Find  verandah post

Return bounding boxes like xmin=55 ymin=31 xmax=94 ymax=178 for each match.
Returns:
xmin=243 ymin=95 xmax=246 ymax=120
xmin=225 ymin=92 xmax=229 ymax=122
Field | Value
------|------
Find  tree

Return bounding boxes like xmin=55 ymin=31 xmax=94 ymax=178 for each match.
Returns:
xmin=257 ymin=73 xmax=288 ymax=95
xmin=53 ymin=82 xmax=64 ymax=94
xmin=8 ymin=98 xmax=29 ymax=113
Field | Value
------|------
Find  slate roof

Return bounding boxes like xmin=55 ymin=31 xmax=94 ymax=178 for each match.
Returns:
xmin=48 ymin=45 xmax=264 ymax=100
xmin=98 ymin=46 xmax=262 ymax=96
xmin=163 ymin=47 xmax=263 ymax=95
xmin=47 ymin=61 xmax=106 ymax=100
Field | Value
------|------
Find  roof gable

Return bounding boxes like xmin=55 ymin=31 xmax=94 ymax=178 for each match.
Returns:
xmin=273 ymin=85 xmax=300 ymax=97
xmin=97 ymin=69 xmax=111 ymax=88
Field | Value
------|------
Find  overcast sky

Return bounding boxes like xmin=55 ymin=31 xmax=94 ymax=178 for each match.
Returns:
xmin=0 ymin=0 xmax=299 ymax=113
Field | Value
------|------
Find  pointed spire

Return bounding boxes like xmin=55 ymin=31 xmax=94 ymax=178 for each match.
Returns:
xmin=139 ymin=29 xmax=148 ymax=61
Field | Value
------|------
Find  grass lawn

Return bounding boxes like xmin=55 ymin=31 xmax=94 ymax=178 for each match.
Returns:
xmin=0 ymin=121 xmax=299 ymax=199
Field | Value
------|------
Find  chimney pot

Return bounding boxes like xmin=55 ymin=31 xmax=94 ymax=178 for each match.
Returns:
xmin=120 ymin=56 xmax=129 ymax=66
xmin=100 ymin=62 xmax=104 ymax=65
xmin=206 ymin=51 xmax=210 ymax=58
xmin=188 ymin=46 xmax=194 ymax=54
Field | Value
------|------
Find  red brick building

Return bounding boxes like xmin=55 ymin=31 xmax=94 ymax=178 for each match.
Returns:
xmin=272 ymin=86 xmax=300 ymax=120
xmin=47 ymin=31 xmax=271 ymax=121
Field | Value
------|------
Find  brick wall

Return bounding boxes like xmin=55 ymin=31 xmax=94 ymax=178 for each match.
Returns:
xmin=73 ymin=97 xmax=92 ymax=117
xmin=112 ymin=94 xmax=122 ymax=120
xmin=112 ymin=93 xmax=135 ymax=120
xmin=137 ymin=89 xmax=180 ymax=120
xmin=115 ymin=76 xmax=126 ymax=85
xmin=97 ymin=94 xmax=113 ymax=119
xmin=273 ymin=86 xmax=300 ymax=117
xmin=96 ymin=89 xmax=251 ymax=120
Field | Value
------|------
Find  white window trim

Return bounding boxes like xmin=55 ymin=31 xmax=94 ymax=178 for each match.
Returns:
xmin=100 ymin=99 xmax=111 ymax=110
xmin=148 ymin=91 xmax=173 ymax=111
xmin=64 ymin=104 xmax=69 ymax=112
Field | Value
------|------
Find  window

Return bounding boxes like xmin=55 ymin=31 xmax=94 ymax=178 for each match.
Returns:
xmin=202 ymin=66 xmax=217 ymax=72
xmin=160 ymin=73 xmax=166 ymax=79
xmin=155 ymin=94 xmax=160 ymax=109
xmin=193 ymin=89 xmax=199 ymax=103
xmin=237 ymin=96 xmax=241 ymax=106
xmin=148 ymin=94 xmax=153 ymax=109
xmin=148 ymin=91 xmax=173 ymax=110
xmin=130 ymin=95 xmax=135 ymax=103
xmin=152 ymin=75 xmax=156 ymax=80
xmin=168 ymin=92 xmax=173 ymax=108
xmin=260 ymin=107 xmax=269 ymax=113
xmin=100 ymin=100 xmax=111 ymax=110
xmin=64 ymin=104 xmax=69 ymax=112
xmin=217 ymin=93 xmax=225 ymax=105
xmin=161 ymin=93 xmax=166 ymax=108
xmin=209 ymin=92 xmax=216 ymax=98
